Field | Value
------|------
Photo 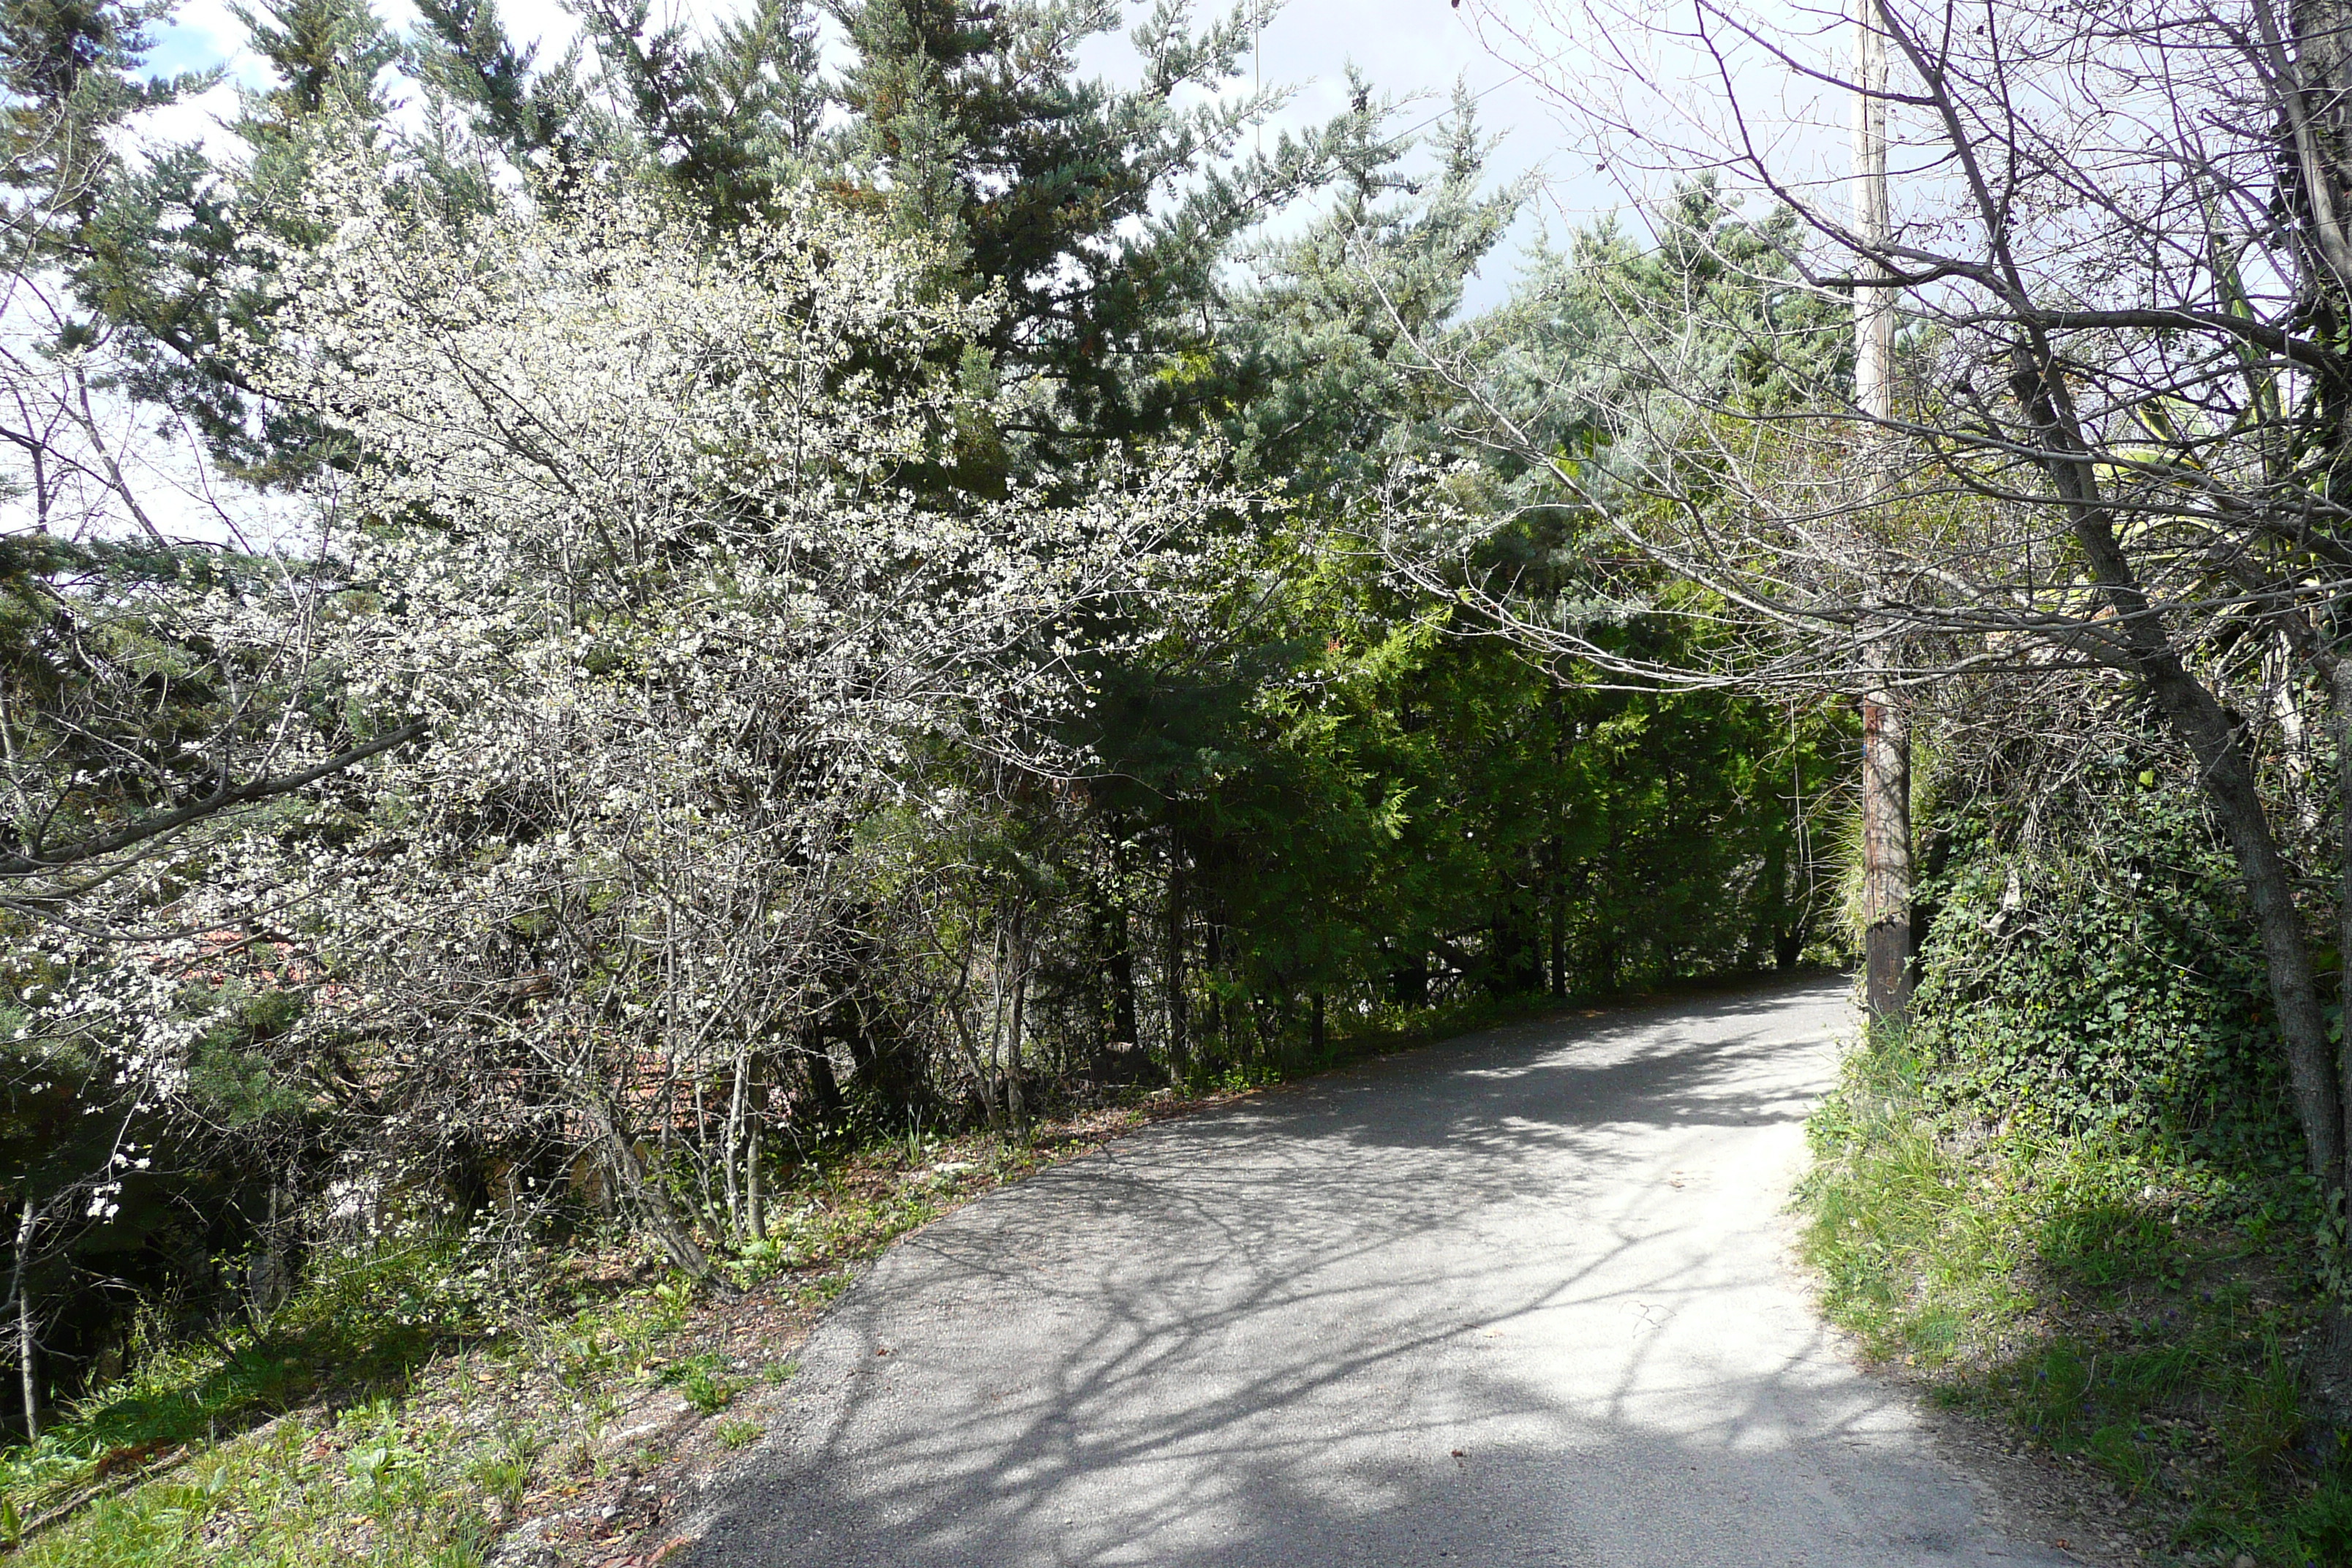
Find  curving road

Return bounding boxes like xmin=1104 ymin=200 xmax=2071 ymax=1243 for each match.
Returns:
xmin=681 ymin=976 xmax=2067 ymax=1567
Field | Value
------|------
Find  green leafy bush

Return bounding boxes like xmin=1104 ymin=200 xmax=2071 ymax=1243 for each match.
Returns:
xmin=1803 ymin=763 xmax=2342 ymax=1558
xmin=1911 ymin=780 xmax=2304 ymax=1186
xmin=1802 ymin=1026 xmax=2336 ymax=1561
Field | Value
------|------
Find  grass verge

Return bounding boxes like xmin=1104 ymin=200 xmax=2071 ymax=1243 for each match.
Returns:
xmin=0 ymin=1101 xmax=1224 ymax=1567
xmin=1799 ymin=1025 xmax=2351 ymax=1567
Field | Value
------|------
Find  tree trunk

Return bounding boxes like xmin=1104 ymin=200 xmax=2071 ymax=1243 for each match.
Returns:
xmin=246 ymin=1180 xmax=296 ymax=1324
xmin=2281 ymin=0 xmax=2352 ymax=300
xmin=1763 ymin=831 xmax=1790 ymax=970
xmin=2010 ymin=351 xmax=2345 ymax=1202
xmin=745 ymin=1049 xmax=766 ymax=1245
xmin=1101 ymin=835 xmax=1140 ymax=1049
xmin=1548 ymin=839 xmax=1568 ymax=997
xmin=2288 ymin=0 xmax=2352 ymax=1207
xmin=984 ymin=915 xmax=1012 ymax=1128
xmin=2273 ymin=0 xmax=2352 ymax=1422
xmin=1107 ymin=898 xmax=1139 ymax=1047
xmin=1853 ymin=0 xmax=1913 ymax=1021
xmin=2333 ymin=660 xmax=2352 ymax=1203
xmin=1164 ymin=852 xmax=1190 ymax=1074
xmin=14 ymin=1198 xmax=35 ymax=1443
xmin=722 ymin=1048 xmax=743 ymax=1238
xmin=1005 ymin=913 xmax=1030 ymax=1131
xmin=725 ymin=1044 xmax=766 ymax=1245
xmin=802 ymin=1026 xmax=845 ymax=1121
xmin=571 ymin=1067 xmax=717 ymax=1282
xmin=1852 ymin=0 xmax=1896 ymax=414
xmin=2315 ymin=657 xmax=2352 ymax=1425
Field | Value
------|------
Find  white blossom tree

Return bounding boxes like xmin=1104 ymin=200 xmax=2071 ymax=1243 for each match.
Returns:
xmin=46 ymin=149 xmax=1239 ymax=1277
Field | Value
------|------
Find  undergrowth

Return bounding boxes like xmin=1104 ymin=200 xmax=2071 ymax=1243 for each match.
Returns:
xmin=1801 ymin=1025 xmax=2346 ymax=1567
xmin=0 ymin=1120 xmax=1101 ymax=1566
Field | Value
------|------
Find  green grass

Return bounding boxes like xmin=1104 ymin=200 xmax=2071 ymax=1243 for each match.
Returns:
xmin=0 ymin=1384 xmax=514 ymax=1567
xmin=0 ymin=1197 xmax=881 ymax=1564
xmin=0 ymin=1235 xmax=636 ymax=1567
xmin=1801 ymin=1027 xmax=2345 ymax=1566
xmin=0 ymin=1112 xmax=1159 ymax=1565
xmin=0 ymin=1235 xmax=528 ymax=1564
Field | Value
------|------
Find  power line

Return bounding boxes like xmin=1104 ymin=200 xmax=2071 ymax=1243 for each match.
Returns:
xmin=1371 ymin=56 xmax=1545 ymax=154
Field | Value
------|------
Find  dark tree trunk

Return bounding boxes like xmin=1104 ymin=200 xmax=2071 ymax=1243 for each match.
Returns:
xmin=2337 ymin=664 xmax=2352 ymax=1191
xmin=1099 ymin=832 xmax=1139 ymax=1048
xmin=801 ymin=1027 xmax=845 ymax=1120
xmin=2012 ymin=349 xmax=2344 ymax=1202
xmin=1106 ymin=903 xmax=1138 ymax=1047
xmin=1548 ymin=839 xmax=1568 ymax=998
xmin=1489 ymin=900 xmax=1545 ymax=998
xmin=1762 ymin=832 xmax=1793 ymax=971
xmin=573 ymin=1073 xmax=715 ymax=1282
xmin=13 ymin=1197 xmax=35 ymax=1444
xmin=1164 ymin=850 xmax=1190 ymax=1073
xmin=2283 ymin=0 xmax=2352 ymax=301
xmin=2140 ymin=649 xmax=2337 ymax=1188
xmin=246 ymin=1179 xmax=297 ymax=1324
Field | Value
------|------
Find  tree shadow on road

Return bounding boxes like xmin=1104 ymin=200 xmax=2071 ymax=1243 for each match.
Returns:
xmin=677 ymin=976 xmax=2052 ymax=1567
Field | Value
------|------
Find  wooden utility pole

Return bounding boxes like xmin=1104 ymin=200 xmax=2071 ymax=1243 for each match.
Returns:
xmin=1854 ymin=0 xmax=1914 ymax=1020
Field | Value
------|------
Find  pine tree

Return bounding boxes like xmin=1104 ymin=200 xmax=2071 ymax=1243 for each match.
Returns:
xmin=412 ymin=0 xmax=595 ymax=173
xmin=829 ymin=0 xmax=1384 ymax=456
xmin=230 ymin=0 xmax=398 ymax=135
xmin=563 ymin=0 xmax=824 ymax=225
xmin=72 ymin=0 xmax=398 ymax=478
xmin=0 ymin=0 xmax=200 ymax=240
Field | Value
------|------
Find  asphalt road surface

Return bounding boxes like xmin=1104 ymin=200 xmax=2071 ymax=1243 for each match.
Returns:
xmin=681 ymin=976 xmax=2068 ymax=1567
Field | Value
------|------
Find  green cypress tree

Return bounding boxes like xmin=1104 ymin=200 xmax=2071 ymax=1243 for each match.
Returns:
xmin=0 ymin=0 xmax=203 ymax=241
xmin=829 ymin=0 xmax=1391 ymax=457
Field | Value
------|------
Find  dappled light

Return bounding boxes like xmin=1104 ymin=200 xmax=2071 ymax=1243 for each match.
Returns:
xmin=682 ymin=981 xmax=2062 ymax=1567
xmin=8 ymin=0 xmax=2352 ymax=1557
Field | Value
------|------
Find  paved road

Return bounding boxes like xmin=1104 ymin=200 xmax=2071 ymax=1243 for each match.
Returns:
xmin=682 ymin=976 xmax=2066 ymax=1567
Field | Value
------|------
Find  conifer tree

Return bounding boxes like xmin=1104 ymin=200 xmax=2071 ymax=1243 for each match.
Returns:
xmin=829 ymin=0 xmax=1379 ymax=456
xmin=69 ymin=0 xmax=399 ymax=476
xmin=0 ymin=0 xmax=197 ymax=241
xmin=412 ymin=0 xmax=596 ymax=173
xmin=566 ymin=0 xmax=823 ymax=223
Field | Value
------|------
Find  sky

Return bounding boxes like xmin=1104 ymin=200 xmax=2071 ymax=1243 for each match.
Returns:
xmin=134 ymin=0 xmax=1599 ymax=312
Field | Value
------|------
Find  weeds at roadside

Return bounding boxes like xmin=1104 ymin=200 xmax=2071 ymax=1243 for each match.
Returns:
xmin=0 ymin=1090 xmax=1247 ymax=1565
xmin=1801 ymin=1026 xmax=2345 ymax=1565
xmin=666 ymin=1354 xmax=741 ymax=1415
